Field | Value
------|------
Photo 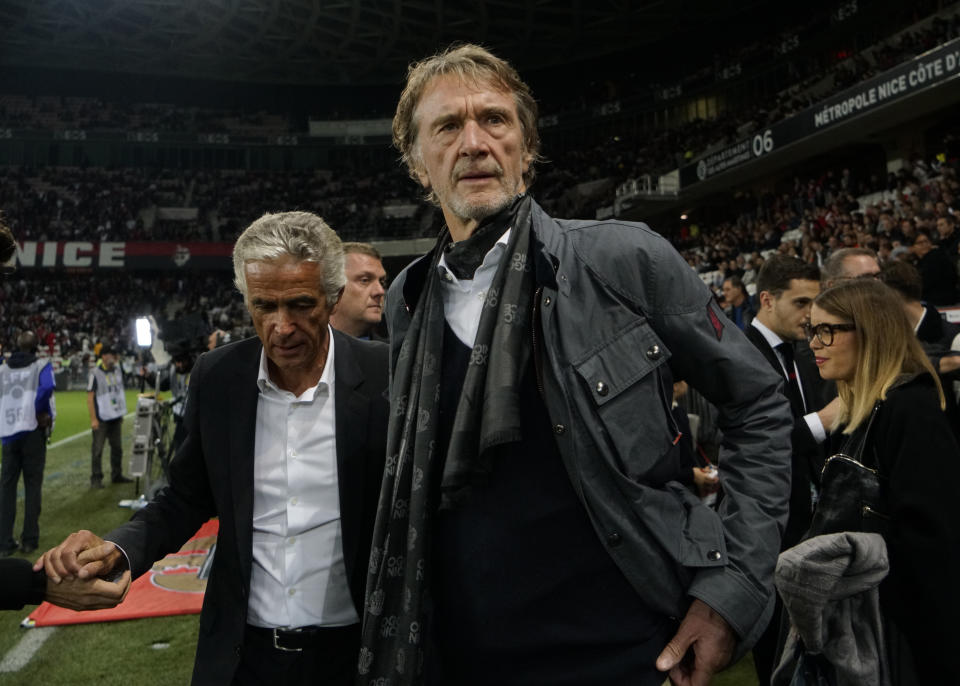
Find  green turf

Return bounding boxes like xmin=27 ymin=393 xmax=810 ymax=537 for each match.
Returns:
xmin=0 ymin=389 xmax=197 ymax=684
xmin=0 ymin=389 xmax=760 ymax=684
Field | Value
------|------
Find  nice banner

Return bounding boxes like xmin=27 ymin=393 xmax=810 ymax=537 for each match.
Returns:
xmin=26 ymin=519 xmax=218 ymax=627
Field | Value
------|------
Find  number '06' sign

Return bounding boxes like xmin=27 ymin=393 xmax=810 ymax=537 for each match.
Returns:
xmin=752 ymin=130 xmax=775 ymax=158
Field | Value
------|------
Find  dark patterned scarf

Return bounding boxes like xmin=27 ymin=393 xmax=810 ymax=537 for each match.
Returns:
xmin=357 ymin=196 xmax=534 ymax=684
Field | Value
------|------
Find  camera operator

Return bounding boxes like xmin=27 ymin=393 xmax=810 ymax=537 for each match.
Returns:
xmin=153 ymin=341 xmax=196 ymax=451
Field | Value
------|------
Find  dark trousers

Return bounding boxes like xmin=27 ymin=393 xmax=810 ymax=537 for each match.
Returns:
xmin=90 ymin=417 xmax=123 ymax=482
xmin=233 ymin=624 xmax=360 ymax=686
xmin=0 ymin=429 xmax=47 ymax=549
xmin=753 ymin=597 xmax=786 ymax=686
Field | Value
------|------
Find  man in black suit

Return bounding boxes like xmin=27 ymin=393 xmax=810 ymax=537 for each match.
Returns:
xmin=35 ymin=211 xmax=389 ymax=686
xmin=745 ymin=255 xmax=839 ymax=685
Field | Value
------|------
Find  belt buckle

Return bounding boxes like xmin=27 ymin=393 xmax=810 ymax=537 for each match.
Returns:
xmin=272 ymin=627 xmax=303 ymax=653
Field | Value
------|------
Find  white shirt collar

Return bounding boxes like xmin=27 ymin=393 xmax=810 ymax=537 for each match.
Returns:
xmin=255 ymin=325 xmax=336 ymax=401
xmin=913 ymin=306 xmax=927 ymax=333
xmin=751 ymin=317 xmax=786 ymax=350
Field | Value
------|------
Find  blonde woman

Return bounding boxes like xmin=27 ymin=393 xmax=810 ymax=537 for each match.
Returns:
xmin=805 ymin=278 xmax=959 ymax=683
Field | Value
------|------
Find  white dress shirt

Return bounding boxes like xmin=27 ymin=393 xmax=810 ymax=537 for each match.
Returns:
xmin=750 ymin=319 xmax=826 ymax=443
xmin=247 ymin=327 xmax=358 ymax=628
xmin=438 ymin=228 xmax=511 ymax=345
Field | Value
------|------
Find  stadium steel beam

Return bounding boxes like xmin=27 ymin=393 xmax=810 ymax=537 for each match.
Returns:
xmin=0 ymin=0 xmax=795 ymax=85
xmin=246 ymin=0 xmax=324 ymax=81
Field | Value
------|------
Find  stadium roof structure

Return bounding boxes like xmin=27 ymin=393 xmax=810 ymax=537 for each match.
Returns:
xmin=0 ymin=0 xmax=777 ymax=86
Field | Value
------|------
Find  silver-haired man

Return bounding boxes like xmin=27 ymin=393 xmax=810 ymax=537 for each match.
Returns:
xmin=36 ymin=211 xmax=390 ymax=686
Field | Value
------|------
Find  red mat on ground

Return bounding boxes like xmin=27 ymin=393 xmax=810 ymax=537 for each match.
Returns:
xmin=27 ymin=519 xmax=218 ymax=626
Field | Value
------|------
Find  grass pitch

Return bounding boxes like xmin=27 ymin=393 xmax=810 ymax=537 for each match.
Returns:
xmin=0 ymin=389 xmax=197 ymax=685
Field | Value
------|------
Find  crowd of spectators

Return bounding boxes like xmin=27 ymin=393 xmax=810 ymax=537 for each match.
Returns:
xmin=0 ymin=95 xmax=297 ymax=138
xmin=677 ymin=143 xmax=960 ymax=310
xmin=3 ymin=136 xmax=956 ymax=379
xmin=0 ymin=164 xmax=432 ymax=244
xmin=514 ymin=3 xmax=960 ymax=219
xmin=1 ymin=2 xmax=955 ymax=198
xmin=1 ymin=2 xmax=958 ymax=373
xmin=0 ymin=270 xmax=249 ymax=388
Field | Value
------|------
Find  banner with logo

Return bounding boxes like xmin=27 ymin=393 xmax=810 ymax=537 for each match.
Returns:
xmin=26 ymin=519 xmax=218 ymax=626
xmin=680 ymin=37 xmax=960 ymax=188
xmin=14 ymin=241 xmax=233 ymax=271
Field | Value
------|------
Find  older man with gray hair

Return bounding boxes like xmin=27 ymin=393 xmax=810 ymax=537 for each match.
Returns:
xmin=362 ymin=44 xmax=791 ymax=686
xmin=35 ymin=211 xmax=390 ymax=686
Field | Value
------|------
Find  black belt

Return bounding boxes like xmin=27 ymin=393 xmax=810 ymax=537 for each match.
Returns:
xmin=246 ymin=624 xmax=346 ymax=653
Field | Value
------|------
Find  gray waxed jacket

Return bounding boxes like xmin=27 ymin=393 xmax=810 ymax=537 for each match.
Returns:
xmin=385 ymin=198 xmax=792 ymax=656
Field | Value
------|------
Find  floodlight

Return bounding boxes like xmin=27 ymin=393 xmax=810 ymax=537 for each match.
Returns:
xmin=136 ymin=316 xmax=152 ymax=347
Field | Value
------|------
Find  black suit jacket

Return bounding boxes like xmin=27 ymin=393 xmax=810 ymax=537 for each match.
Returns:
xmin=0 ymin=558 xmax=45 ymax=610
xmin=744 ymin=324 xmax=828 ymax=548
xmin=108 ymin=331 xmax=389 ymax=685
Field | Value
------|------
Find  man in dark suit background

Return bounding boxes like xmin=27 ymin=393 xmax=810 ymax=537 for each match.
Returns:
xmin=35 ymin=211 xmax=390 ymax=686
xmin=745 ymin=255 xmax=839 ymax=685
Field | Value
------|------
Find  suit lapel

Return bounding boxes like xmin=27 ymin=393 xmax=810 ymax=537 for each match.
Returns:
xmin=794 ymin=342 xmax=819 ymax=403
xmin=332 ymin=330 xmax=371 ymax=573
xmin=227 ymin=340 xmax=262 ymax=591
xmin=746 ymin=324 xmax=782 ymax=375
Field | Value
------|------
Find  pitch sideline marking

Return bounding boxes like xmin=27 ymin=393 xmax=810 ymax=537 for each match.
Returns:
xmin=0 ymin=626 xmax=56 ymax=672
xmin=48 ymin=410 xmax=136 ymax=449
xmin=0 ymin=413 xmax=137 ymax=671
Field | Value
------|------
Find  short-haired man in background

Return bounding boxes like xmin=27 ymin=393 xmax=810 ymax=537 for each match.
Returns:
xmin=744 ymin=255 xmax=838 ymax=684
xmin=913 ymin=227 xmax=958 ymax=306
xmin=820 ymin=247 xmax=881 ymax=288
xmin=721 ymin=275 xmax=755 ymax=330
xmin=881 ymin=258 xmax=960 ymax=379
xmin=330 ymin=242 xmax=387 ymax=339
xmin=936 ymin=213 xmax=960 ymax=258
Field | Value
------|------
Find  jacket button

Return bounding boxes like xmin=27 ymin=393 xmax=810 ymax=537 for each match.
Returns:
xmin=553 ymin=424 xmax=566 ymax=435
xmin=707 ymin=549 xmax=722 ymax=561
xmin=544 ymin=296 xmax=552 ymax=306
xmin=606 ymin=532 xmax=622 ymax=546
xmin=596 ymin=381 xmax=608 ymax=396
xmin=646 ymin=345 xmax=661 ymax=360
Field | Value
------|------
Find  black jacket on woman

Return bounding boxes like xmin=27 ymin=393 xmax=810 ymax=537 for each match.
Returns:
xmin=833 ymin=373 xmax=960 ymax=683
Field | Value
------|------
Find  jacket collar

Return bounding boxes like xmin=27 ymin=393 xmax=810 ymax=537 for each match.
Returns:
xmin=401 ymin=197 xmax=562 ymax=314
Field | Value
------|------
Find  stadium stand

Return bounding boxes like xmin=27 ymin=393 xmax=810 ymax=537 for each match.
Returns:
xmin=0 ymin=0 xmax=957 ymax=381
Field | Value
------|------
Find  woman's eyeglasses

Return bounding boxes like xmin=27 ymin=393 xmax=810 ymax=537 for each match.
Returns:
xmin=803 ymin=322 xmax=856 ymax=346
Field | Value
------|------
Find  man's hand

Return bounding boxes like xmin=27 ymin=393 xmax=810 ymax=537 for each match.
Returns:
xmin=691 ymin=467 xmax=720 ymax=499
xmin=43 ymin=570 xmax=131 ymax=611
xmin=33 ymin=530 xmax=123 ymax=583
xmin=656 ymin=598 xmax=736 ymax=686
xmin=90 ymin=418 xmax=100 ymax=431
xmin=939 ymin=353 xmax=960 ymax=374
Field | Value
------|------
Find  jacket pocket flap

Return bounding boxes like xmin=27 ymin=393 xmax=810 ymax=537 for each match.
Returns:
xmin=573 ymin=319 xmax=670 ymax=407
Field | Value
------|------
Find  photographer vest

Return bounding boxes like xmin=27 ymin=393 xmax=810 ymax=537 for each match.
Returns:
xmin=0 ymin=358 xmax=47 ymax=438
xmin=89 ymin=364 xmax=126 ymax=421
